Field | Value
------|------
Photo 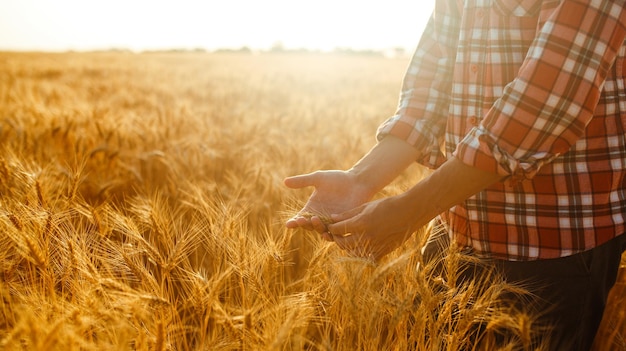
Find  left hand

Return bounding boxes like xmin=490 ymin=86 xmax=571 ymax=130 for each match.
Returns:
xmin=326 ymin=195 xmax=418 ymax=261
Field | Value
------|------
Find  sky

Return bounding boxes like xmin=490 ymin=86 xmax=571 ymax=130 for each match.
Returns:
xmin=0 ymin=0 xmax=434 ymax=52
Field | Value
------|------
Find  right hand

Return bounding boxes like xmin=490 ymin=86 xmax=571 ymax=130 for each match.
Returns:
xmin=283 ymin=170 xmax=373 ymax=239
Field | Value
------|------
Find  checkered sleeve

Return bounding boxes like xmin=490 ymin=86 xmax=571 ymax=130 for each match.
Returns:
xmin=455 ymin=0 xmax=626 ymax=181
xmin=376 ymin=0 xmax=461 ymax=169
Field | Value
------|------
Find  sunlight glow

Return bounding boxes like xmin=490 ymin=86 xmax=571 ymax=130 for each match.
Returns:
xmin=0 ymin=0 xmax=434 ymax=52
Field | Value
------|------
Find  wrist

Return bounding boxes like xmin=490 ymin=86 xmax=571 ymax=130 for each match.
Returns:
xmin=346 ymin=167 xmax=380 ymax=201
xmin=347 ymin=136 xmax=421 ymax=196
xmin=399 ymin=157 xmax=504 ymax=226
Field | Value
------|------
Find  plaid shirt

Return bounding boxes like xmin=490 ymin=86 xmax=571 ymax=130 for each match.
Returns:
xmin=377 ymin=0 xmax=626 ymax=260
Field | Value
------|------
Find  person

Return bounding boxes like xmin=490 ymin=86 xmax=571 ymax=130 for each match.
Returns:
xmin=284 ymin=0 xmax=626 ymax=349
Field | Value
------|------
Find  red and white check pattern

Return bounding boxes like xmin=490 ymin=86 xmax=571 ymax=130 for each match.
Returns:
xmin=377 ymin=0 xmax=626 ymax=260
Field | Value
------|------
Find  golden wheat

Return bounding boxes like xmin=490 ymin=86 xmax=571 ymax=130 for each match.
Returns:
xmin=0 ymin=51 xmax=623 ymax=350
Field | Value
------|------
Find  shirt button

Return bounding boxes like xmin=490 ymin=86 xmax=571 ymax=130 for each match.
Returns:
xmin=469 ymin=116 xmax=478 ymax=125
xmin=476 ymin=10 xmax=484 ymax=18
xmin=470 ymin=64 xmax=479 ymax=73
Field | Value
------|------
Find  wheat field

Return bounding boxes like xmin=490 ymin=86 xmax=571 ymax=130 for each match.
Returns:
xmin=0 ymin=51 xmax=624 ymax=350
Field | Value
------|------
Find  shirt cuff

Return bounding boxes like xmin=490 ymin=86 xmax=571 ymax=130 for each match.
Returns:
xmin=454 ymin=125 xmax=556 ymax=183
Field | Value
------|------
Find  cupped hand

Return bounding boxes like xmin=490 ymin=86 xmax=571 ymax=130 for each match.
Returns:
xmin=326 ymin=195 xmax=418 ymax=261
xmin=283 ymin=170 xmax=373 ymax=237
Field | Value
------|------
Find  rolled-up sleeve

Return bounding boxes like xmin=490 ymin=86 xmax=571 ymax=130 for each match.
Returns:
xmin=377 ymin=0 xmax=462 ymax=169
xmin=454 ymin=0 xmax=626 ymax=180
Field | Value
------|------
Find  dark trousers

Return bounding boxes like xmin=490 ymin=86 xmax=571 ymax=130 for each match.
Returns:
xmin=422 ymin=227 xmax=626 ymax=350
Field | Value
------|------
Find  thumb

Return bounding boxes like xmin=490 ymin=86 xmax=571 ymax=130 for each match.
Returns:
xmin=283 ymin=172 xmax=318 ymax=189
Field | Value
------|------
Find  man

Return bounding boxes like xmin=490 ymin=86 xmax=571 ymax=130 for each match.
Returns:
xmin=284 ymin=0 xmax=626 ymax=349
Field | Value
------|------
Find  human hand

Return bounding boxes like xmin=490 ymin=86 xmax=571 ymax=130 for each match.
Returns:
xmin=326 ymin=195 xmax=417 ymax=261
xmin=283 ymin=170 xmax=373 ymax=239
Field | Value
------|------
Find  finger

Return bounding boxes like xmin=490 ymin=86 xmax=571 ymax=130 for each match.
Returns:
xmin=330 ymin=206 xmax=364 ymax=223
xmin=298 ymin=216 xmax=316 ymax=230
xmin=285 ymin=217 xmax=299 ymax=229
xmin=283 ymin=172 xmax=318 ymax=189
xmin=327 ymin=211 xmax=363 ymax=236
xmin=286 ymin=216 xmax=310 ymax=229
xmin=326 ymin=221 xmax=347 ymax=236
xmin=285 ymin=216 xmax=315 ymax=231
xmin=310 ymin=216 xmax=328 ymax=234
xmin=286 ymin=212 xmax=327 ymax=231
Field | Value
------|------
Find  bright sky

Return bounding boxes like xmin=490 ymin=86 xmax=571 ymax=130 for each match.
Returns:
xmin=0 ymin=0 xmax=434 ymax=52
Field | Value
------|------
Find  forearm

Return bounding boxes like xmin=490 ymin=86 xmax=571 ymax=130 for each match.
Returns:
xmin=398 ymin=156 xmax=504 ymax=229
xmin=326 ymin=156 xmax=503 ymax=259
xmin=348 ymin=135 xmax=421 ymax=197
